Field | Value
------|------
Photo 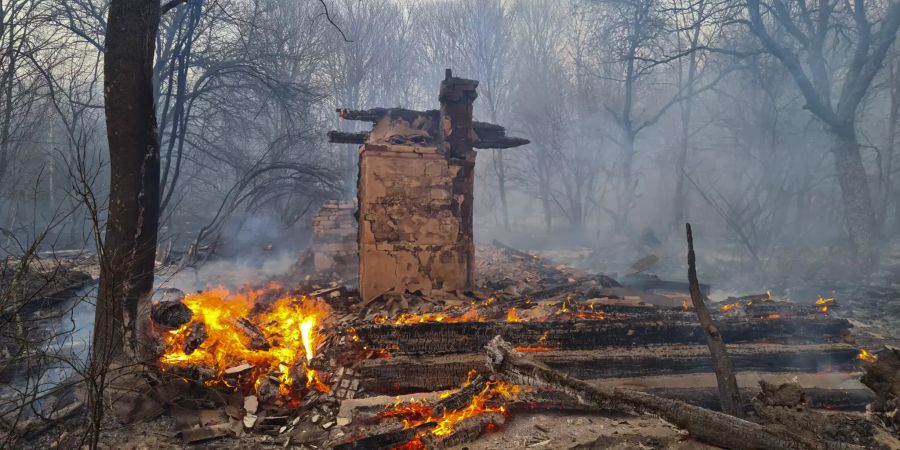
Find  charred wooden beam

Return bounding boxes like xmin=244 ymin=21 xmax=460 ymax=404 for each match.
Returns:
xmin=327 ymin=130 xmax=369 ymax=144
xmin=355 ymin=316 xmax=851 ymax=356
xmin=860 ymin=346 xmax=900 ymax=431
xmin=332 ymin=110 xmax=529 ymax=149
xmin=356 ymin=344 xmax=861 ymax=395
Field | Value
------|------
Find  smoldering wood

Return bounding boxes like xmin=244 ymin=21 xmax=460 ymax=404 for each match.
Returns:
xmin=485 ymin=336 xmax=870 ymax=450
xmin=354 ymin=316 xmax=851 ymax=356
xmin=419 ymin=412 xmax=505 ymax=449
xmin=750 ymin=381 xmax=899 ymax=448
xmin=431 ymin=375 xmax=488 ymax=417
xmin=686 ymin=223 xmax=743 ymax=417
xmin=183 ymin=321 xmax=207 ymax=355
xmin=150 ymin=299 xmax=192 ymax=329
xmin=860 ymin=346 xmax=900 ymax=431
xmin=334 ymin=422 xmax=436 ymax=450
xmin=233 ymin=317 xmax=270 ymax=350
xmin=356 ymin=344 xmax=860 ymax=394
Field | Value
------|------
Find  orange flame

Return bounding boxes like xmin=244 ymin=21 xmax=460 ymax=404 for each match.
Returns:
xmin=721 ymin=302 xmax=739 ymax=312
xmin=506 ymin=308 xmax=521 ymax=322
xmin=766 ymin=314 xmax=783 ymax=319
xmin=815 ymin=296 xmax=834 ymax=314
xmin=159 ymin=286 xmax=331 ymax=396
xmin=382 ymin=377 xmax=523 ymax=442
xmin=513 ymin=346 xmax=556 ymax=352
xmin=858 ymin=349 xmax=878 ymax=363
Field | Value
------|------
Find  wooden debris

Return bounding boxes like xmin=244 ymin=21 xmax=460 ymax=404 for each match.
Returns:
xmin=860 ymin=346 xmax=900 ymax=432
xmin=485 ymin=335 xmax=877 ymax=450
xmin=431 ymin=375 xmax=488 ymax=416
xmin=686 ymin=223 xmax=743 ymax=417
xmin=183 ymin=321 xmax=207 ymax=355
xmin=234 ymin=317 xmax=270 ymax=350
xmin=224 ymin=363 xmax=254 ymax=375
xmin=334 ymin=422 xmax=436 ymax=450
xmin=750 ymin=381 xmax=899 ymax=448
xmin=420 ymin=412 xmax=505 ymax=449
xmin=150 ymin=296 xmax=192 ymax=329
xmin=178 ymin=426 xmax=230 ymax=444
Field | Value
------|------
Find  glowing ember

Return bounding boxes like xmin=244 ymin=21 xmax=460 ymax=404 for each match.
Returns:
xmin=766 ymin=314 xmax=783 ymax=319
xmin=513 ymin=346 xmax=556 ymax=352
xmin=721 ymin=302 xmax=739 ymax=312
xmin=159 ymin=285 xmax=331 ymax=396
xmin=506 ymin=308 xmax=521 ymax=322
xmin=858 ymin=348 xmax=878 ymax=363
xmin=682 ymin=300 xmax=690 ymax=311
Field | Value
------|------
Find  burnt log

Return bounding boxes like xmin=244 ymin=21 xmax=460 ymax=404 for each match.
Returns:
xmin=860 ymin=346 xmax=900 ymax=431
xmin=233 ymin=317 xmax=269 ymax=350
xmin=751 ymin=381 xmax=900 ymax=448
xmin=151 ymin=298 xmax=192 ymax=329
xmin=183 ymin=322 xmax=207 ymax=355
xmin=357 ymin=344 xmax=860 ymax=394
xmin=354 ymin=316 xmax=851 ymax=356
xmin=419 ymin=412 xmax=505 ymax=449
xmin=431 ymin=375 xmax=488 ymax=417
xmin=334 ymin=422 xmax=435 ymax=450
xmin=485 ymin=336 xmax=878 ymax=450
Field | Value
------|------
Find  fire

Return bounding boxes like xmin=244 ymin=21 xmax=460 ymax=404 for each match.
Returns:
xmin=858 ymin=348 xmax=878 ymax=363
xmin=682 ymin=300 xmax=690 ymax=311
xmin=721 ymin=302 xmax=739 ymax=312
xmin=159 ymin=286 xmax=331 ymax=396
xmin=506 ymin=308 xmax=521 ymax=322
xmin=815 ymin=296 xmax=834 ymax=314
xmin=766 ymin=314 xmax=783 ymax=319
xmin=380 ymin=374 xmax=523 ymax=446
xmin=513 ymin=346 xmax=556 ymax=352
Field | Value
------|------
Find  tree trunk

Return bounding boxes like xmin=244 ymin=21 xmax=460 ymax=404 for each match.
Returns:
xmin=96 ymin=0 xmax=162 ymax=364
xmin=830 ymin=127 xmax=878 ymax=268
xmin=493 ymin=150 xmax=511 ymax=232
xmin=616 ymin=132 xmax=636 ymax=233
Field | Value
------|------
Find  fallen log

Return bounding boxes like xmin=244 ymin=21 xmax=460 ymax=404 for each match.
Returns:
xmin=183 ymin=322 xmax=207 ymax=355
xmin=686 ymin=223 xmax=743 ymax=417
xmin=485 ymin=335 xmax=875 ymax=450
xmin=233 ymin=317 xmax=269 ymax=350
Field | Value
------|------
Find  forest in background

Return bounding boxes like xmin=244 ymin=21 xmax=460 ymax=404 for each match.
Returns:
xmin=2 ymin=0 xmax=900 ymax=281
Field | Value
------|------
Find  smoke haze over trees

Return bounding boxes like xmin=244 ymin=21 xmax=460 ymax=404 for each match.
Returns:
xmin=3 ymin=0 xmax=900 ymax=284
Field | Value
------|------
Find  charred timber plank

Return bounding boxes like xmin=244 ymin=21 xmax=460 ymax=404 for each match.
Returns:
xmin=357 ymin=344 xmax=860 ymax=394
xmin=355 ymin=317 xmax=851 ymax=356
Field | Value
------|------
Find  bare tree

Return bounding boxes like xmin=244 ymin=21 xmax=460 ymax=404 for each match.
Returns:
xmin=745 ymin=0 xmax=900 ymax=266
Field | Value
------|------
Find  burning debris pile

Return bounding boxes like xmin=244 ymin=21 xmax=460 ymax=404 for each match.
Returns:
xmin=140 ymin=240 xmax=900 ymax=448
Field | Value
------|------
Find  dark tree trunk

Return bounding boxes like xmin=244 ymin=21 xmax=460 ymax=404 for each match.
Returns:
xmin=493 ymin=150 xmax=511 ymax=232
xmin=95 ymin=0 xmax=162 ymax=364
xmin=830 ymin=126 xmax=878 ymax=268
